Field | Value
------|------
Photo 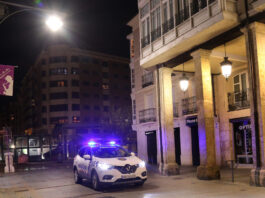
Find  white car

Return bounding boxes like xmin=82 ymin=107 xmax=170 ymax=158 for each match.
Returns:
xmin=73 ymin=141 xmax=147 ymax=190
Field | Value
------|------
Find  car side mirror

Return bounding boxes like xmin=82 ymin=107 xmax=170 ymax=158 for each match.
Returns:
xmin=83 ymin=154 xmax=91 ymax=160
xmin=131 ymin=152 xmax=135 ymax=157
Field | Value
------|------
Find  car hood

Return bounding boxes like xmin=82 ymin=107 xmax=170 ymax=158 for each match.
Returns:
xmin=93 ymin=156 xmax=143 ymax=166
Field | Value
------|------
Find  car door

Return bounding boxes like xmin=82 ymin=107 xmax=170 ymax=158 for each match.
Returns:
xmin=77 ymin=147 xmax=87 ymax=177
xmin=83 ymin=147 xmax=92 ymax=179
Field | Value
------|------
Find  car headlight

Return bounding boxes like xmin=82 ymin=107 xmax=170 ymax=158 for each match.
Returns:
xmin=139 ymin=161 xmax=146 ymax=168
xmin=98 ymin=163 xmax=112 ymax=170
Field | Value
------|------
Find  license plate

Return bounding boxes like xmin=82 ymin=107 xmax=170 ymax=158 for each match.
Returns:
xmin=121 ymin=174 xmax=136 ymax=179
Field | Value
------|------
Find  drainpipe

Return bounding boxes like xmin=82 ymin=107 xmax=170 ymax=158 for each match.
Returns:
xmin=156 ymin=65 xmax=164 ymax=164
xmin=244 ymin=0 xmax=261 ymax=168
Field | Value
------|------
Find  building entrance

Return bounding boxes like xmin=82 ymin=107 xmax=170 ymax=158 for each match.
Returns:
xmin=186 ymin=116 xmax=200 ymax=166
xmin=233 ymin=119 xmax=253 ymax=165
xmin=145 ymin=131 xmax=157 ymax=165
xmin=174 ymin=128 xmax=181 ymax=165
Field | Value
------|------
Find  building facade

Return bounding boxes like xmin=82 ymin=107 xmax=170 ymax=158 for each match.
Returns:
xmin=17 ymin=44 xmax=133 ymax=161
xmin=128 ymin=0 xmax=265 ymax=185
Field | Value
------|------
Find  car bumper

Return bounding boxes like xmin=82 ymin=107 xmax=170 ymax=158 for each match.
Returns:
xmin=101 ymin=178 xmax=147 ymax=186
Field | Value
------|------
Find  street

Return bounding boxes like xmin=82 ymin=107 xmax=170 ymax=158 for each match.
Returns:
xmin=1 ymin=163 xmax=265 ymax=198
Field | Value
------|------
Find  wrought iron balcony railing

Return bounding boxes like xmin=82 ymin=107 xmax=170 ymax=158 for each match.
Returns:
xmin=175 ymin=6 xmax=190 ymax=26
xmin=151 ymin=26 xmax=161 ymax=42
xmin=228 ymin=89 xmax=250 ymax=111
xmin=141 ymin=34 xmax=150 ymax=48
xmin=182 ymin=96 xmax=198 ymax=115
xmin=139 ymin=108 xmax=156 ymax=123
xmin=173 ymin=102 xmax=179 ymax=118
xmin=162 ymin=17 xmax=174 ymax=34
xmin=142 ymin=72 xmax=154 ymax=88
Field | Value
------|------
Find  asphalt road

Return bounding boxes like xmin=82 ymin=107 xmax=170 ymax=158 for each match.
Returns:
xmin=1 ymin=163 xmax=265 ymax=198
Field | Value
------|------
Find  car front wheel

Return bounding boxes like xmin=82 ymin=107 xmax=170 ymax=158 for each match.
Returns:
xmin=74 ymin=169 xmax=82 ymax=184
xmin=91 ymin=171 xmax=101 ymax=190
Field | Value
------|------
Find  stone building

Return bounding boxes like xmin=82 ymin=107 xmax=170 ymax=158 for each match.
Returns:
xmin=127 ymin=0 xmax=265 ymax=186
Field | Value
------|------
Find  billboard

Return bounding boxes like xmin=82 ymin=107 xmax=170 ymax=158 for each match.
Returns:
xmin=0 ymin=65 xmax=14 ymax=96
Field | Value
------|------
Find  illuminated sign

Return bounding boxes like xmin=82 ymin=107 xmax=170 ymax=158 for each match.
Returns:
xmin=186 ymin=116 xmax=198 ymax=126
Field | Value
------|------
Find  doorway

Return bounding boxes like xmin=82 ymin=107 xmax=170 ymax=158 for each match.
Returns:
xmin=233 ymin=119 xmax=253 ymax=165
xmin=191 ymin=125 xmax=200 ymax=166
xmin=145 ymin=131 xmax=157 ymax=165
xmin=174 ymin=128 xmax=181 ymax=165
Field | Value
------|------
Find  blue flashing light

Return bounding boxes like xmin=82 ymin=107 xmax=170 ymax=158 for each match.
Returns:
xmin=109 ymin=141 xmax=116 ymax=145
xmin=88 ymin=141 xmax=97 ymax=147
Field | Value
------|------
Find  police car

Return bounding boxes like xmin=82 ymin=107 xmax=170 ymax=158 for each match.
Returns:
xmin=73 ymin=141 xmax=147 ymax=190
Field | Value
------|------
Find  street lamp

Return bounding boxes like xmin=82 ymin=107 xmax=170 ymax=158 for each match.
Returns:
xmin=179 ymin=63 xmax=189 ymax=92
xmin=45 ymin=15 xmax=63 ymax=32
xmin=220 ymin=43 xmax=232 ymax=79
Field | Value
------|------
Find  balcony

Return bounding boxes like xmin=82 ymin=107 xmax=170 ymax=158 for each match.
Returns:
xmin=140 ymin=0 xmax=238 ymax=68
xmin=173 ymin=102 xmax=179 ymax=118
xmin=228 ymin=90 xmax=250 ymax=111
xmin=142 ymin=72 xmax=154 ymax=88
xmin=182 ymin=96 xmax=198 ymax=115
xmin=139 ymin=108 xmax=156 ymax=123
xmin=141 ymin=34 xmax=150 ymax=48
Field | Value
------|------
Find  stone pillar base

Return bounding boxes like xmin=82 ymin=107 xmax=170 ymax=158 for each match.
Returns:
xmin=4 ymin=152 xmax=15 ymax=173
xmin=159 ymin=163 xmax=179 ymax=176
xmin=197 ymin=165 xmax=220 ymax=180
xmin=250 ymin=168 xmax=265 ymax=186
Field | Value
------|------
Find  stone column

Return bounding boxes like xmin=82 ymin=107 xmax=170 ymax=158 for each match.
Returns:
xmin=243 ymin=22 xmax=265 ymax=186
xmin=4 ymin=152 xmax=15 ymax=173
xmin=191 ymin=49 xmax=220 ymax=180
xmin=157 ymin=66 xmax=179 ymax=175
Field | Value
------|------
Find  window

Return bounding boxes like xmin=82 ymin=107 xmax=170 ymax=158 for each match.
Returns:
xmin=233 ymin=73 xmax=248 ymax=102
xmin=84 ymin=105 xmax=90 ymax=110
xmin=72 ymin=116 xmax=80 ymax=123
xmin=50 ymin=117 xmax=68 ymax=124
xmin=83 ymin=93 xmax=90 ymax=97
xmin=41 ymin=71 xmax=46 ymax=77
xmin=42 ymin=118 xmax=47 ymax=125
xmin=141 ymin=17 xmax=150 ymax=48
xmin=42 ymin=94 xmax=46 ymax=101
xmin=151 ymin=0 xmax=160 ymax=9
xmin=140 ymin=3 xmax=150 ymax=18
xmin=72 ymin=104 xmax=80 ymax=111
xmin=71 ymin=68 xmax=79 ymax=75
xmin=102 ymin=72 xmax=109 ymax=78
xmin=94 ymin=106 xmax=100 ymax=111
xmin=103 ymin=106 xmax=109 ymax=112
xmin=102 ymin=62 xmax=108 ymax=67
xmin=151 ymin=6 xmax=161 ymax=41
xmin=42 ymin=106 xmax=47 ymax=113
xmin=133 ymin=100 xmax=136 ymax=120
xmin=103 ymin=95 xmax=109 ymax=100
xmin=49 ymin=80 xmax=68 ymax=87
xmin=102 ymin=84 xmax=109 ymax=90
xmin=49 ymin=68 xmax=68 ymax=75
xmin=41 ymin=82 xmax=46 ymax=88
xmin=80 ymin=56 xmax=90 ymax=63
xmin=71 ymin=56 xmax=79 ymax=62
xmin=72 ymin=80 xmax=79 ymax=87
xmin=72 ymin=92 xmax=80 ymax=98
xmin=50 ymin=92 xmax=68 ymax=100
xmin=49 ymin=56 xmax=67 ymax=64
xmin=131 ymin=69 xmax=135 ymax=88
xmin=49 ymin=104 xmax=68 ymax=112
xmin=41 ymin=59 xmax=46 ymax=65
xmin=83 ymin=81 xmax=90 ymax=86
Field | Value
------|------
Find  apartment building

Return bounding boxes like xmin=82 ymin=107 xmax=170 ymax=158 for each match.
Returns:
xmin=17 ymin=44 xmax=132 ymax=161
xmin=128 ymin=0 xmax=265 ymax=186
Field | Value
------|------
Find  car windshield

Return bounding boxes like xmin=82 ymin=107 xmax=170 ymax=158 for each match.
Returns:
xmin=91 ymin=146 xmax=130 ymax=158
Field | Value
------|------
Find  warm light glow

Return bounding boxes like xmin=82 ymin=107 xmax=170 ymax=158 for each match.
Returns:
xmin=179 ymin=74 xmax=189 ymax=92
xmin=45 ymin=15 xmax=63 ymax=32
xmin=220 ymin=57 xmax=232 ymax=79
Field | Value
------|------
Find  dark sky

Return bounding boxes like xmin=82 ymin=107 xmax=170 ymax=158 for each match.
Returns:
xmin=0 ymin=0 xmax=138 ymax=108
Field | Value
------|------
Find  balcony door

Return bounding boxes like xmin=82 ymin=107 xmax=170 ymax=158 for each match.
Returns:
xmin=233 ymin=72 xmax=248 ymax=104
xmin=145 ymin=131 xmax=157 ymax=165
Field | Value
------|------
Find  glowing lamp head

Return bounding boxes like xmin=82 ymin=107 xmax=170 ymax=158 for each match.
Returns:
xmin=45 ymin=15 xmax=63 ymax=32
xmin=179 ymin=74 xmax=189 ymax=92
xmin=88 ymin=141 xmax=96 ymax=147
xmin=220 ymin=57 xmax=232 ymax=79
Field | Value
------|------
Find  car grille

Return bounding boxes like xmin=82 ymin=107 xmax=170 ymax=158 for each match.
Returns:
xmin=114 ymin=164 xmax=138 ymax=174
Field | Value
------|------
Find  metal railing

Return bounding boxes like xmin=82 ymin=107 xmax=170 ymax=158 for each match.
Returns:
xmin=142 ymin=72 xmax=154 ymax=88
xmin=139 ymin=108 xmax=156 ymax=123
xmin=182 ymin=96 xmax=198 ymax=115
xmin=175 ymin=6 xmax=190 ymax=26
xmin=190 ymin=0 xmax=207 ymax=16
xmin=151 ymin=26 xmax=161 ymax=42
xmin=228 ymin=89 xmax=250 ymax=111
xmin=141 ymin=34 xmax=150 ymax=48
xmin=173 ymin=102 xmax=179 ymax=118
xmin=162 ymin=17 xmax=174 ymax=34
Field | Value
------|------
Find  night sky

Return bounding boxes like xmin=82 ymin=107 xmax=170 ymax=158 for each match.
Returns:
xmin=0 ymin=0 xmax=138 ymax=109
